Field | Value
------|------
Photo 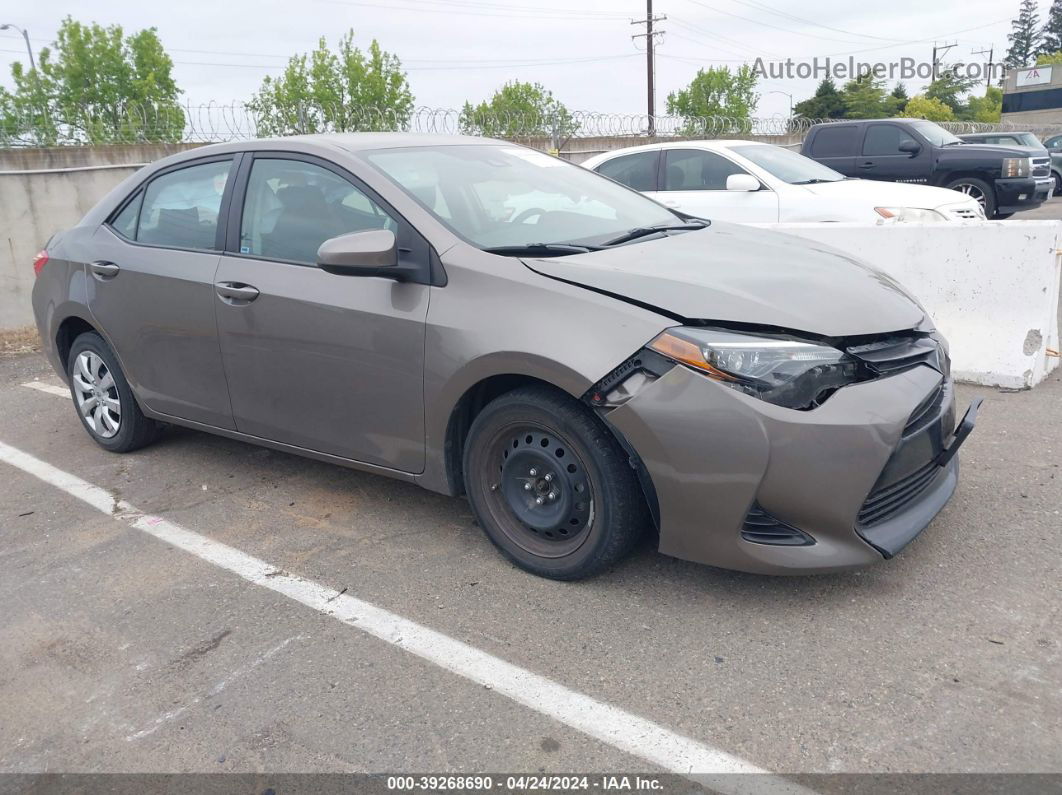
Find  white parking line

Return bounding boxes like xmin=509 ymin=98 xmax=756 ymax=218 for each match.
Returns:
xmin=0 ymin=439 xmax=812 ymax=794
xmin=22 ymin=381 xmax=69 ymax=398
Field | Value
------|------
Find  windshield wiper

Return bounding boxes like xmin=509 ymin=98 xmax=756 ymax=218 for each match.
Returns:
xmin=483 ymin=242 xmax=600 ymax=257
xmin=790 ymin=178 xmax=840 ymax=185
xmin=601 ymin=219 xmax=709 ymax=247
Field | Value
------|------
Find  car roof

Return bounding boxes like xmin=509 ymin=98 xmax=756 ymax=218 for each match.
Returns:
xmin=587 ymin=139 xmax=769 ymax=158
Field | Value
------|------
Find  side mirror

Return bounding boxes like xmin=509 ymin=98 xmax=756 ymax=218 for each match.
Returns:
xmin=726 ymin=174 xmax=761 ymax=192
xmin=898 ymin=140 xmax=922 ymax=156
xmin=317 ymin=229 xmax=397 ymax=276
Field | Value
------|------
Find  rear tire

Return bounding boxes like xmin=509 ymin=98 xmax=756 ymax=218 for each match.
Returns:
xmin=463 ymin=385 xmax=648 ymax=580
xmin=944 ymin=177 xmax=997 ymax=218
xmin=67 ymin=332 xmax=161 ymax=453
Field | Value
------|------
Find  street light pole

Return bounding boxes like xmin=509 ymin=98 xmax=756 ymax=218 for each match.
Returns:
xmin=765 ymin=90 xmax=793 ymax=119
xmin=0 ymin=23 xmax=36 ymax=71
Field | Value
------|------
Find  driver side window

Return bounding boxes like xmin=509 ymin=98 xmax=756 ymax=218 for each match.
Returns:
xmin=239 ymin=158 xmax=396 ymax=265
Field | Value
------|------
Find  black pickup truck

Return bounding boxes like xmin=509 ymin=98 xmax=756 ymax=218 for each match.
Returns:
xmin=801 ymin=118 xmax=1051 ymax=218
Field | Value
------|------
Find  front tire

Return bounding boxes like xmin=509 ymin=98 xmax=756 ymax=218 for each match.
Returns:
xmin=944 ymin=177 xmax=997 ymax=218
xmin=463 ymin=385 xmax=648 ymax=580
xmin=67 ymin=332 xmax=161 ymax=453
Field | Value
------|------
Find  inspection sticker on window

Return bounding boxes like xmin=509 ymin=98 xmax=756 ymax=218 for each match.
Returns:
xmin=502 ymin=148 xmax=565 ymax=167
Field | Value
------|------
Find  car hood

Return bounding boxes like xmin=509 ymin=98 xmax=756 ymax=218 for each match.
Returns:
xmin=800 ymin=178 xmax=975 ymax=209
xmin=522 ymin=221 xmax=926 ymax=338
xmin=942 ymin=142 xmax=1032 ymax=158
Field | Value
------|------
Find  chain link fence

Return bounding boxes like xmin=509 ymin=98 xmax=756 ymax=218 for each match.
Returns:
xmin=3 ymin=101 xmax=1062 ymax=149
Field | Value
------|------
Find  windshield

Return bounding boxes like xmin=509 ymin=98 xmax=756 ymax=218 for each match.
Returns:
xmin=908 ymin=121 xmax=961 ymax=146
xmin=365 ymin=145 xmax=680 ymax=250
xmin=1015 ymin=132 xmax=1044 ymax=148
xmin=729 ymin=144 xmax=844 ymax=184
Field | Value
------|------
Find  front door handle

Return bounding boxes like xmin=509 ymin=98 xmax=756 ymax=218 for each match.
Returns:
xmin=90 ymin=260 xmax=120 ymax=279
xmin=858 ymin=162 xmax=876 ymax=169
xmin=215 ymin=282 xmax=260 ymax=304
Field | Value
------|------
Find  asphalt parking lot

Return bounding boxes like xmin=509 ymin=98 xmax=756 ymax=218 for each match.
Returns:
xmin=1 ymin=214 xmax=1060 ymax=788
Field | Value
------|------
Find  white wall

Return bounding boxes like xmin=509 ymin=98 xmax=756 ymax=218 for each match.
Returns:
xmin=761 ymin=221 xmax=1062 ymax=389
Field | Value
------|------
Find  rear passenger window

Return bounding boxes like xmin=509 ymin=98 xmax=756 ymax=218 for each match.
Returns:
xmin=594 ymin=151 xmax=659 ymax=191
xmin=137 ymin=160 xmax=232 ymax=250
xmin=239 ymin=158 xmax=397 ymax=265
xmin=110 ymin=191 xmax=143 ymax=240
xmin=862 ymin=125 xmax=918 ymax=156
xmin=810 ymin=127 xmax=858 ymax=157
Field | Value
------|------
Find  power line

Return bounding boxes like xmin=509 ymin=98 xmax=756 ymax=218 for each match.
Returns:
xmin=318 ymin=0 xmax=632 ymax=20
xmin=681 ymin=0 xmax=889 ymax=45
xmin=723 ymin=0 xmax=906 ymax=43
xmin=632 ymin=0 xmax=666 ymax=134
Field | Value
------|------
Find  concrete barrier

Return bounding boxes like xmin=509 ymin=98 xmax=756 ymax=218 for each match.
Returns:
xmin=762 ymin=221 xmax=1062 ymax=389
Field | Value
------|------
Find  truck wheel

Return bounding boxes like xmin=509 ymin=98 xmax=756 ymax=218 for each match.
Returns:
xmin=1053 ymin=171 xmax=1062 ymax=196
xmin=944 ymin=178 xmax=996 ymax=218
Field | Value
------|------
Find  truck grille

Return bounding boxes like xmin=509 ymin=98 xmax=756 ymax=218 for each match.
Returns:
xmin=1033 ymin=157 xmax=1051 ymax=178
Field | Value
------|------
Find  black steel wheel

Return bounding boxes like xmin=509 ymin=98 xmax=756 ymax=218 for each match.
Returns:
xmin=463 ymin=384 xmax=648 ymax=580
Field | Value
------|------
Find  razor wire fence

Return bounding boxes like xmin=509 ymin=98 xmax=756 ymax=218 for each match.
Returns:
xmin=3 ymin=101 xmax=1062 ymax=149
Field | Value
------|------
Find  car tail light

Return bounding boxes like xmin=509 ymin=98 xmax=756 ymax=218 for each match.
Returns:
xmin=32 ymin=249 xmax=49 ymax=277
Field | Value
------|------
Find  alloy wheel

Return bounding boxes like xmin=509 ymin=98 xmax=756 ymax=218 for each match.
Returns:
xmin=72 ymin=351 xmax=121 ymax=438
xmin=954 ymin=183 xmax=987 ymax=212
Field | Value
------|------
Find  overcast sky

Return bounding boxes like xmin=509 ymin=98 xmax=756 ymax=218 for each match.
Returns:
xmin=0 ymin=0 xmax=1044 ymax=120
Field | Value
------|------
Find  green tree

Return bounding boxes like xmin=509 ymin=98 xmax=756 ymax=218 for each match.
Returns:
xmin=665 ymin=65 xmax=759 ymax=130
xmin=925 ymin=68 xmax=978 ymax=116
xmin=793 ymin=77 xmax=846 ymax=119
xmin=898 ymin=95 xmax=955 ymax=122
xmin=886 ymin=82 xmax=909 ymax=116
xmin=0 ymin=17 xmax=183 ymax=146
xmin=458 ymin=81 xmax=576 ymax=140
xmin=840 ymin=74 xmax=889 ymax=119
xmin=1006 ymin=0 xmax=1042 ymax=69
xmin=1036 ymin=50 xmax=1062 ymax=64
xmin=246 ymin=31 xmax=413 ymax=136
xmin=1041 ymin=0 xmax=1062 ymax=55
xmin=965 ymin=86 xmax=1003 ymax=122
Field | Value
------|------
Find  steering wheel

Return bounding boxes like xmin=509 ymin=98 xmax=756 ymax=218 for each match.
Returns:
xmin=512 ymin=207 xmax=547 ymax=224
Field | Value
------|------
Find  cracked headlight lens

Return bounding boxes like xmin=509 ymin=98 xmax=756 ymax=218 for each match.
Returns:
xmin=874 ymin=206 xmax=949 ymax=223
xmin=649 ymin=327 xmax=861 ymax=410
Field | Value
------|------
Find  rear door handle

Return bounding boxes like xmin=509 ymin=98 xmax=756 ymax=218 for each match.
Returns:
xmin=215 ymin=282 xmax=260 ymax=304
xmin=90 ymin=260 xmax=120 ymax=279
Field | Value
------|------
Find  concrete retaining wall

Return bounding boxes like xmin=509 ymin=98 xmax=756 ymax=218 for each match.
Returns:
xmin=0 ymin=144 xmax=201 ymax=329
xmin=762 ymin=221 xmax=1062 ymax=389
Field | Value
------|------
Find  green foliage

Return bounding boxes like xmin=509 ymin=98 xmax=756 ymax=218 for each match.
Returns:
xmin=246 ymin=31 xmax=413 ymax=136
xmin=886 ymin=82 xmax=909 ymax=115
xmin=792 ymin=77 xmax=845 ymax=119
xmin=965 ymin=87 xmax=1003 ymax=122
xmin=840 ymin=74 xmax=889 ymax=119
xmin=1041 ymin=0 xmax=1062 ymax=55
xmin=1036 ymin=50 xmax=1062 ymax=64
xmin=0 ymin=17 xmax=184 ymax=146
xmin=925 ymin=69 xmax=979 ymax=115
xmin=1006 ymin=0 xmax=1042 ymax=69
xmin=898 ymin=95 xmax=955 ymax=122
xmin=458 ymin=81 xmax=576 ymax=140
xmin=665 ymin=65 xmax=759 ymax=128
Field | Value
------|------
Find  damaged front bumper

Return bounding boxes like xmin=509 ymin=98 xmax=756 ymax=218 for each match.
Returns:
xmin=603 ymin=361 xmax=975 ymax=575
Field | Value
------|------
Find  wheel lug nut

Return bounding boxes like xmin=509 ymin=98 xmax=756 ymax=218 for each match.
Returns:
xmin=529 ymin=468 xmax=538 ymax=476
xmin=524 ymin=483 xmax=532 ymax=491
xmin=535 ymin=496 xmax=545 ymax=505
xmin=548 ymin=491 xmax=557 ymax=501
xmin=544 ymin=473 xmax=553 ymax=482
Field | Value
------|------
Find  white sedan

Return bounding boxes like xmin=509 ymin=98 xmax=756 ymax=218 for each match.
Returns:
xmin=580 ymin=140 xmax=985 ymax=223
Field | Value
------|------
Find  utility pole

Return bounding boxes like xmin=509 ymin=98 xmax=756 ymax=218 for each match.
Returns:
xmin=931 ymin=41 xmax=956 ymax=81
xmin=632 ymin=1 xmax=666 ymax=136
xmin=973 ymin=46 xmax=995 ymax=90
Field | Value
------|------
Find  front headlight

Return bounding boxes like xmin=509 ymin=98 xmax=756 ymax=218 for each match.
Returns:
xmin=1002 ymin=157 xmax=1031 ymax=178
xmin=648 ymin=328 xmax=861 ymax=410
xmin=874 ymin=206 xmax=949 ymax=223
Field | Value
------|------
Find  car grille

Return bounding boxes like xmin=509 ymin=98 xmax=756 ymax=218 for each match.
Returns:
xmin=845 ymin=335 xmax=946 ymax=376
xmin=1033 ymin=157 xmax=1051 ymax=178
xmin=858 ymin=461 xmax=940 ymax=527
xmin=904 ymin=379 xmax=946 ymax=435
